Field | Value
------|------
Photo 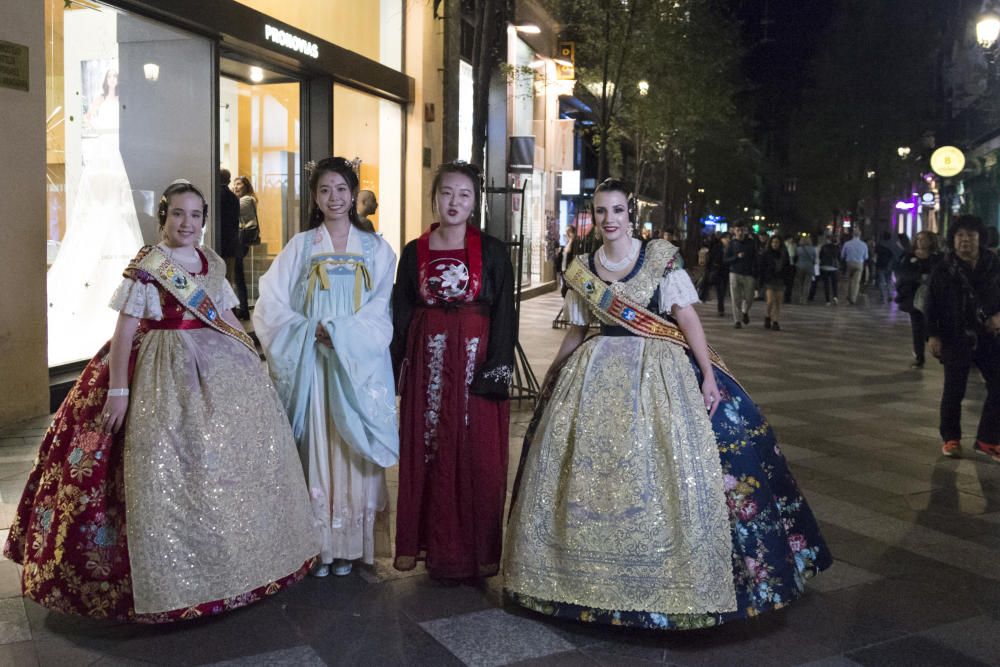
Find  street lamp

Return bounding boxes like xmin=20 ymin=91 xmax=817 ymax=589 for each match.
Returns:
xmin=637 ymin=80 xmax=649 ymax=96
xmin=978 ymin=12 xmax=1000 ymax=49
xmin=897 ymin=146 xmax=911 ymax=158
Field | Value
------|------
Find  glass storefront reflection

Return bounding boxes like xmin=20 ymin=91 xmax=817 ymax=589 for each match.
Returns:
xmin=219 ymin=74 xmax=300 ymax=307
xmin=333 ymin=84 xmax=402 ymax=257
xmin=45 ymin=0 xmax=212 ymax=366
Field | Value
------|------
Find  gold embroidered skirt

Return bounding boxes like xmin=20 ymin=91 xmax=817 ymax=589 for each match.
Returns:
xmin=503 ymin=335 xmax=737 ymax=615
xmin=124 ymin=328 xmax=319 ymax=614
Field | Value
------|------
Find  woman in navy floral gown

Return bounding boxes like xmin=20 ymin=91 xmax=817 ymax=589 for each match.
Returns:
xmin=503 ymin=179 xmax=830 ymax=630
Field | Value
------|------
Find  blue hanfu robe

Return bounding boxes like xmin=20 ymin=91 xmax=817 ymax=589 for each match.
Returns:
xmin=254 ymin=225 xmax=399 ymax=564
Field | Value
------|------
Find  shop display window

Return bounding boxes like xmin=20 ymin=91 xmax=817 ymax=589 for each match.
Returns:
xmin=333 ymin=84 xmax=403 ymax=257
xmin=219 ymin=66 xmax=300 ymax=306
xmin=45 ymin=0 xmax=213 ymax=367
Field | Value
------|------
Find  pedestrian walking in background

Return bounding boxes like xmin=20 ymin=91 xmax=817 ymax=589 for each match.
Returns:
xmin=391 ymin=161 xmax=515 ymax=581
xmin=875 ymin=231 xmax=901 ymax=305
xmin=841 ymin=229 xmax=869 ymax=304
xmin=219 ymin=168 xmax=249 ymax=319
xmin=232 ymin=175 xmax=260 ymax=251
xmin=760 ymin=235 xmax=790 ymax=330
xmin=555 ymin=224 xmax=578 ymax=296
xmin=356 ymin=189 xmax=378 ymax=233
xmin=254 ymin=157 xmax=400 ymax=579
xmin=724 ymin=222 xmax=758 ymax=328
xmin=503 ymin=178 xmax=830 ymax=631
xmin=704 ymin=233 xmax=729 ymax=316
xmin=895 ymin=230 xmax=942 ymax=369
xmin=818 ymin=235 xmax=840 ymax=305
xmin=794 ymin=235 xmax=818 ymax=304
xmin=926 ymin=215 xmax=1000 ymax=461
xmin=783 ymin=235 xmax=798 ymax=303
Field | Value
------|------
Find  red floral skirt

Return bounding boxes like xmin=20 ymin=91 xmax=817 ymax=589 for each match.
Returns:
xmin=3 ymin=339 xmax=309 ymax=623
xmin=394 ymin=305 xmax=509 ymax=579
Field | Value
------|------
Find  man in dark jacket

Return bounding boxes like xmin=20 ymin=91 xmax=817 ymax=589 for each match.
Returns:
xmin=724 ymin=222 xmax=758 ymax=328
xmin=927 ymin=215 xmax=1000 ymax=460
xmin=219 ymin=168 xmax=249 ymax=319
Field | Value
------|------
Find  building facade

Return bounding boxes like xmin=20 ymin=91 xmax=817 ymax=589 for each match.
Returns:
xmin=1 ymin=0 xmax=453 ymax=425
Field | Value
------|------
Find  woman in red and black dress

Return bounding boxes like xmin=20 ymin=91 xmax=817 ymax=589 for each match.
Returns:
xmin=390 ymin=161 xmax=515 ymax=581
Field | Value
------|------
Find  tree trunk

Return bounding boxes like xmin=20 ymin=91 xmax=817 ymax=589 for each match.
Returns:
xmin=471 ymin=0 xmax=500 ymax=168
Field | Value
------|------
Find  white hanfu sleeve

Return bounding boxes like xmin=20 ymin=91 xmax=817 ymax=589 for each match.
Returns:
xmin=109 ymin=278 xmax=163 ymax=320
xmin=252 ymin=236 xmax=315 ymax=439
xmin=658 ymin=268 xmax=701 ymax=314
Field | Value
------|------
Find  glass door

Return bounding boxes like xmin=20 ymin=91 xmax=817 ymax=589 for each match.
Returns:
xmin=219 ymin=58 xmax=300 ymax=307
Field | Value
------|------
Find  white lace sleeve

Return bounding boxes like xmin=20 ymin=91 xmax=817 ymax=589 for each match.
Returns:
xmin=109 ymin=278 xmax=163 ymax=320
xmin=214 ymin=279 xmax=240 ymax=312
xmin=658 ymin=269 xmax=700 ymax=314
xmin=564 ymin=289 xmax=592 ymax=326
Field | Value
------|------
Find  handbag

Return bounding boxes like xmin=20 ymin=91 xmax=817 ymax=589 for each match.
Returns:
xmin=239 ymin=199 xmax=261 ymax=247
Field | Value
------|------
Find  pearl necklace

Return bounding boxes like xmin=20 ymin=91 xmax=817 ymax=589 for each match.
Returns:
xmin=598 ymin=238 xmax=640 ymax=272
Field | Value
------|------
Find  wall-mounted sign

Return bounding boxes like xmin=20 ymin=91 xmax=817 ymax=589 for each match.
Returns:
xmin=560 ymin=170 xmax=580 ymax=196
xmin=0 ymin=40 xmax=29 ymax=92
xmin=556 ymin=41 xmax=575 ymax=80
xmin=921 ymin=192 xmax=935 ymax=205
xmin=930 ymin=146 xmax=965 ymax=178
xmin=265 ymin=25 xmax=319 ymax=59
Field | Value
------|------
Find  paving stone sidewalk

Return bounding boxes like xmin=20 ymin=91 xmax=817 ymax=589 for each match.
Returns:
xmin=0 ymin=287 xmax=998 ymax=666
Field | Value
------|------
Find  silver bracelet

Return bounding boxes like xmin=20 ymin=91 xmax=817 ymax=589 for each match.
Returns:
xmin=107 ymin=388 xmax=130 ymax=397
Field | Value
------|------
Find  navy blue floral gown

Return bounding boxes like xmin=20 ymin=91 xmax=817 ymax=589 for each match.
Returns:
xmin=503 ymin=240 xmax=831 ymax=630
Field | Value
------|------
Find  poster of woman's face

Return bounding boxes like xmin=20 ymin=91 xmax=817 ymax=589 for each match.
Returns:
xmin=81 ymin=58 xmax=118 ymax=136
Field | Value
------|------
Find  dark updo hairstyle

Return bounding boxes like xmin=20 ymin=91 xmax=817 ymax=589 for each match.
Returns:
xmin=593 ymin=178 xmax=637 ymax=225
xmin=307 ymin=156 xmax=363 ymax=230
xmin=946 ymin=214 xmax=986 ymax=250
xmin=157 ymin=180 xmax=208 ymax=227
xmin=430 ymin=160 xmax=484 ymax=224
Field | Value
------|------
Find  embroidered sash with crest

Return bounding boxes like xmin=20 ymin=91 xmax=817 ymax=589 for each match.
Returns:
xmin=126 ymin=245 xmax=256 ymax=354
xmin=564 ymin=257 xmax=739 ymax=383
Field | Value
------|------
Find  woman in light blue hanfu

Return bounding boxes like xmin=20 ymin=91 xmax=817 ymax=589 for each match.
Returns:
xmin=254 ymin=157 xmax=399 ymax=578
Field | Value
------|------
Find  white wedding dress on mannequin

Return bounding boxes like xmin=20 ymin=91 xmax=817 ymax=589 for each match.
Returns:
xmin=47 ymin=96 xmax=145 ymax=365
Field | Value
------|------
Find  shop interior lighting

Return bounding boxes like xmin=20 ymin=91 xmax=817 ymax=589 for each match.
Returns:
xmin=515 ymin=24 xmax=542 ymax=34
xmin=249 ymin=66 xmax=265 ymax=83
xmin=637 ymin=80 xmax=650 ymax=96
xmin=978 ymin=12 xmax=1000 ymax=49
xmin=143 ymin=63 xmax=159 ymax=81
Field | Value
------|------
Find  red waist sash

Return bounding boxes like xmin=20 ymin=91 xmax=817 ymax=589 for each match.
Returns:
xmin=141 ymin=318 xmax=207 ymax=331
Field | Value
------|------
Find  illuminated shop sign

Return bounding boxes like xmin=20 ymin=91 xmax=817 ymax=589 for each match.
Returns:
xmin=930 ymin=146 xmax=965 ymax=178
xmin=264 ymin=25 xmax=319 ymax=59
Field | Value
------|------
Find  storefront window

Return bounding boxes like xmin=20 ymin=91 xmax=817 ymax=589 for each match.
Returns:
xmin=219 ymin=67 xmax=300 ymax=306
xmin=45 ymin=0 xmax=213 ymax=367
xmin=333 ymin=84 xmax=403 ymax=256
xmin=236 ymin=0 xmax=403 ymax=71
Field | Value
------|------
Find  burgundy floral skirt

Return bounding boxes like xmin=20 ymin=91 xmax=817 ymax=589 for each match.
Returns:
xmin=3 ymin=340 xmax=310 ymax=623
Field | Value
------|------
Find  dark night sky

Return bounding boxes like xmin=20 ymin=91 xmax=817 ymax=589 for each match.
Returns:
xmin=734 ymin=0 xmax=837 ymax=103
xmin=731 ymin=0 xmax=839 ymax=160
